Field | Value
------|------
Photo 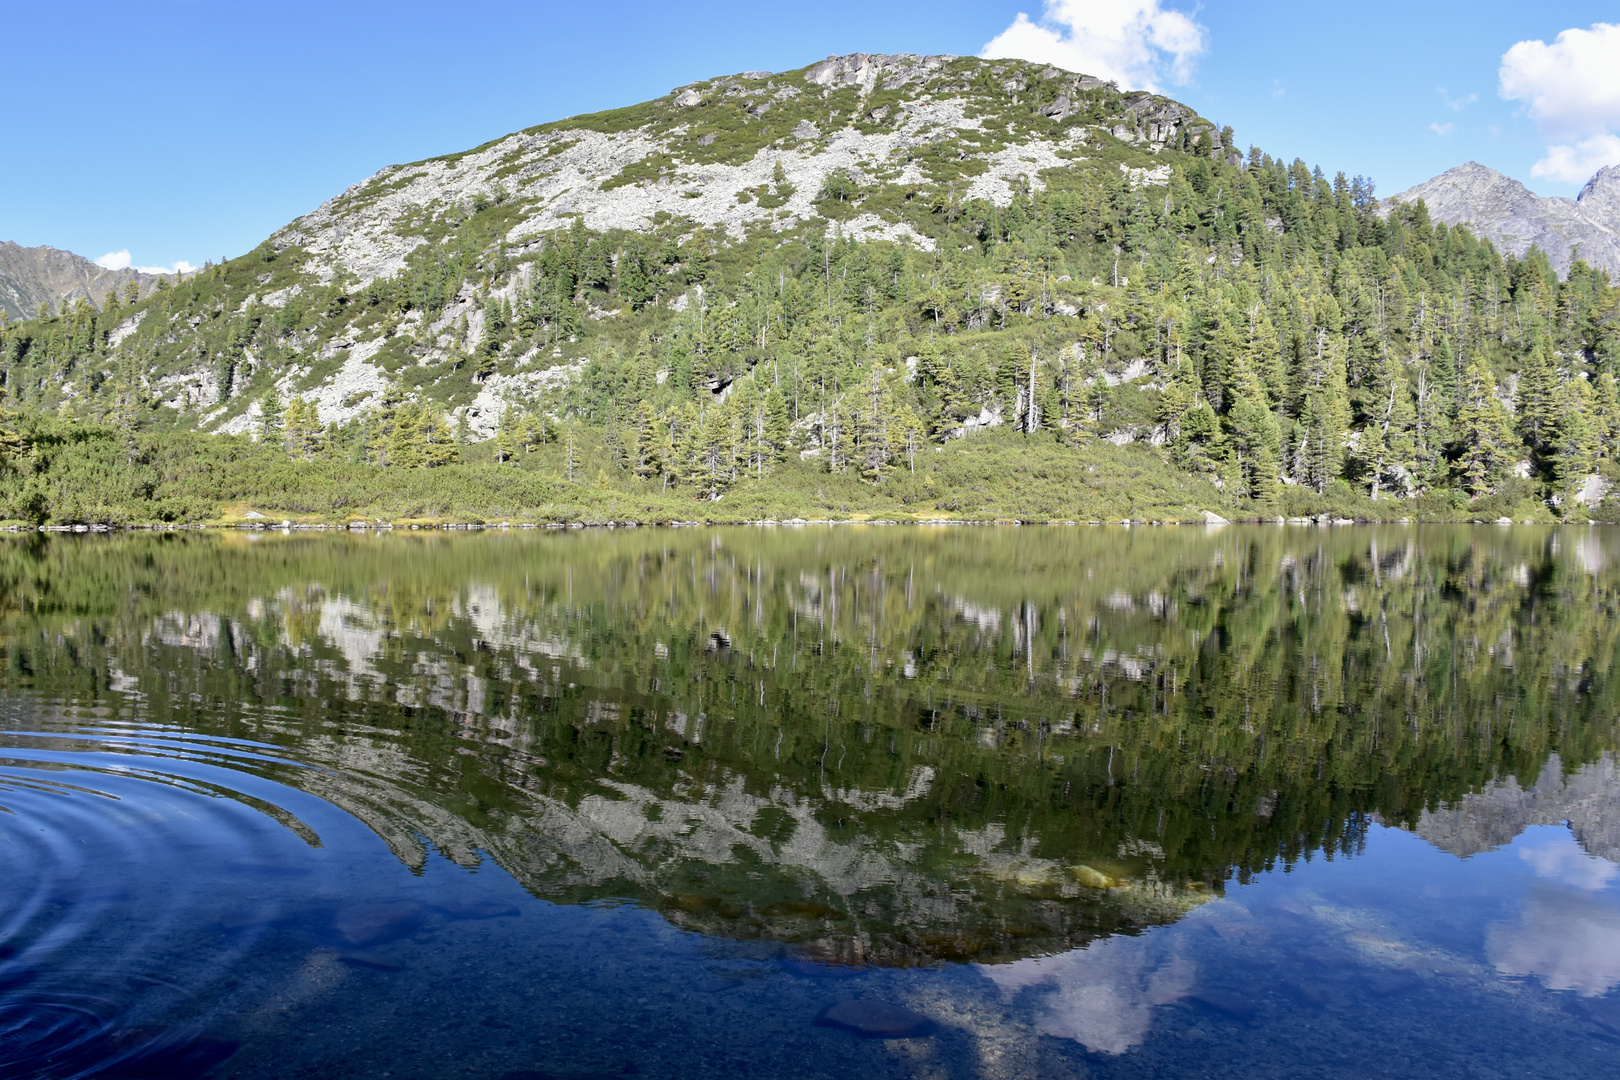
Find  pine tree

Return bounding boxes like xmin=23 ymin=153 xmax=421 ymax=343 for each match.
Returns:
xmin=284 ymin=397 xmax=323 ymax=460
xmin=387 ymin=402 xmax=427 ymax=468
xmin=1453 ymin=363 xmax=1517 ymax=497
xmin=629 ymin=400 xmax=661 ymax=480
xmin=494 ymin=405 xmax=520 ymax=464
xmin=1591 ymin=372 xmax=1620 ymax=457
xmin=1223 ymin=355 xmax=1281 ymax=506
xmin=421 ymin=406 xmax=459 ymax=467
xmin=1411 ymin=360 xmax=1450 ymax=489
xmin=764 ymin=386 xmax=790 ymax=463
xmin=1551 ymin=376 xmax=1598 ymax=501
xmin=1516 ymin=340 xmax=1557 ymax=458
xmin=258 ymin=390 xmax=284 ymax=444
xmin=1359 ymin=349 xmax=1417 ymax=499
xmin=1298 ymin=334 xmax=1350 ymax=493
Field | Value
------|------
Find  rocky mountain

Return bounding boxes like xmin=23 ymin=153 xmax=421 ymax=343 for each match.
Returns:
xmin=33 ymin=52 xmax=1217 ymax=437
xmin=10 ymin=50 xmax=1617 ymax=527
xmin=1385 ymin=162 xmax=1620 ymax=279
xmin=278 ymin=51 xmax=1204 ymax=289
xmin=0 ymin=241 xmax=169 ymax=321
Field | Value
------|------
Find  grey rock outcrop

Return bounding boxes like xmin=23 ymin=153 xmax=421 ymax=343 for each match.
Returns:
xmin=0 ymin=241 xmax=169 ymax=320
xmin=1415 ymin=753 xmax=1620 ymax=863
xmin=1385 ymin=162 xmax=1620 ymax=279
xmin=1577 ymin=165 xmax=1620 ymax=222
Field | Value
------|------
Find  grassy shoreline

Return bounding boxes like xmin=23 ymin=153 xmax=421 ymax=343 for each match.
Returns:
xmin=3 ymin=411 xmax=1611 ymax=529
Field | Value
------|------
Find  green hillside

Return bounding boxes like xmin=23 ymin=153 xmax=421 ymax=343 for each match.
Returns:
xmin=1 ymin=53 xmax=1617 ymax=525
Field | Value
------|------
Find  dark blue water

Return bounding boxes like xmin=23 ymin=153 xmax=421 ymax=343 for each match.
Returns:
xmin=2 ymin=527 xmax=1618 ymax=1078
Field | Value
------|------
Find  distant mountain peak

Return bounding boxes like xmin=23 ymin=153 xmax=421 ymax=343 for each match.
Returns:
xmin=1577 ymin=164 xmax=1620 ymax=223
xmin=0 ymin=241 xmax=170 ymax=320
xmin=1386 ymin=162 xmax=1620 ymax=278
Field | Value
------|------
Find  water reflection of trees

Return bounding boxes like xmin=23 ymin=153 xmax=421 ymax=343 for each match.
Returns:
xmin=1 ymin=526 xmax=1616 ymax=964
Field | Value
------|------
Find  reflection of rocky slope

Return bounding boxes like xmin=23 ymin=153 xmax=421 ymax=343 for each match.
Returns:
xmin=1415 ymin=754 xmax=1620 ymax=862
xmin=291 ymin=721 xmax=1209 ymax=966
xmin=139 ymin=584 xmax=1218 ymax=966
xmin=20 ymin=527 xmax=1620 ymax=967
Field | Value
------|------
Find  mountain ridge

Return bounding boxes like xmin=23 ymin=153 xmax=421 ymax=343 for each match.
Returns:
xmin=273 ymin=52 xmax=1210 ymax=291
xmin=0 ymin=241 xmax=172 ymax=321
xmin=1385 ymin=161 xmax=1620 ymax=279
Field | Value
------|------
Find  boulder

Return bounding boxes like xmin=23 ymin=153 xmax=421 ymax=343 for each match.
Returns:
xmin=332 ymin=901 xmax=427 ymax=947
xmin=814 ymin=999 xmax=936 ymax=1039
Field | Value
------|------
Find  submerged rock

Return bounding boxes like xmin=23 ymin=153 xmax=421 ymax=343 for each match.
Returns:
xmin=435 ymin=900 xmax=521 ymax=921
xmin=814 ymin=998 xmax=936 ymax=1039
xmin=1189 ymin=990 xmax=1257 ymax=1020
xmin=781 ymin=958 xmax=862 ymax=979
xmin=1069 ymin=865 xmax=1118 ymax=889
xmin=332 ymin=901 xmax=426 ymax=947
xmin=337 ymin=954 xmax=406 ymax=972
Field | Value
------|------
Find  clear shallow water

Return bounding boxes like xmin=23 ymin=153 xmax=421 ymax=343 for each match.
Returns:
xmin=1 ymin=526 xmax=1618 ymax=1079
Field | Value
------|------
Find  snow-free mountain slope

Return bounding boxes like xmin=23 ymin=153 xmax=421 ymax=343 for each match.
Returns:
xmin=275 ymin=53 xmax=1208 ymax=290
xmin=0 ymin=242 xmax=169 ymax=320
xmin=1386 ymin=161 xmax=1620 ymax=278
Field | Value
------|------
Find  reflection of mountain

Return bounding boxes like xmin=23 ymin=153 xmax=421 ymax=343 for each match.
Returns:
xmin=3 ymin=526 xmax=1619 ymax=965
xmin=1416 ymin=754 xmax=1620 ymax=863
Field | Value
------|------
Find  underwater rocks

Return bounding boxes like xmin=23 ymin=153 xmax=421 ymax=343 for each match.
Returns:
xmin=332 ymin=901 xmax=427 ymax=947
xmin=1070 ymin=865 xmax=1120 ymax=889
xmin=435 ymin=900 xmax=521 ymax=921
xmin=814 ymin=998 xmax=937 ymax=1039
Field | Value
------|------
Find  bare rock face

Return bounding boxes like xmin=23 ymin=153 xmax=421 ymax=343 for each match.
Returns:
xmin=803 ymin=53 xmax=948 ymax=93
xmin=1577 ymin=165 xmax=1620 ymax=223
xmin=0 ymin=241 xmax=169 ymax=319
xmin=1385 ymin=162 xmax=1620 ymax=279
xmin=1415 ymin=753 xmax=1620 ymax=863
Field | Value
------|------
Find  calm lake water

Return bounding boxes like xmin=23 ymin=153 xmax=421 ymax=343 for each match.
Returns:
xmin=2 ymin=525 xmax=1619 ymax=1079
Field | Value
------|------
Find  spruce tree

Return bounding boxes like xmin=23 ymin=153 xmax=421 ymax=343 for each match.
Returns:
xmin=1453 ymin=363 xmax=1517 ymax=497
xmin=258 ymin=390 xmax=284 ymax=444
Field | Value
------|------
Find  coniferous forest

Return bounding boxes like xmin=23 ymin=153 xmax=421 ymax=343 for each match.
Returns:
xmin=2 ymin=56 xmax=1618 ymax=526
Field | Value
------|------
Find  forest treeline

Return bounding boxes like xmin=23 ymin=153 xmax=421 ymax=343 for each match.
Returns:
xmin=2 ymin=112 xmax=1618 ymax=524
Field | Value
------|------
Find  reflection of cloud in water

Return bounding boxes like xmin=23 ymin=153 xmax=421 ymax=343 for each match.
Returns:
xmin=1518 ymin=833 xmax=1619 ymax=891
xmin=980 ymin=934 xmax=1191 ymax=1054
xmin=1488 ymin=884 xmax=1620 ymax=997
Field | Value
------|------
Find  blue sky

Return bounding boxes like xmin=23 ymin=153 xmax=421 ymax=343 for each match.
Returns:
xmin=4 ymin=1 xmax=1616 ymax=272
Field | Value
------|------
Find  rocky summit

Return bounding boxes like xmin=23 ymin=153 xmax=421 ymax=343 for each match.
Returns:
xmin=0 ymin=241 xmax=169 ymax=321
xmin=1385 ymin=161 xmax=1620 ymax=279
xmin=279 ymin=53 xmax=1204 ymax=290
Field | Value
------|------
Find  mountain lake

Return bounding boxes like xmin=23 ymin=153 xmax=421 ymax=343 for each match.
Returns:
xmin=1 ymin=524 xmax=1617 ymax=1079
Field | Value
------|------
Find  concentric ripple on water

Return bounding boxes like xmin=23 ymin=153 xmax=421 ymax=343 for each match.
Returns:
xmin=0 ymin=709 xmax=326 ymax=1078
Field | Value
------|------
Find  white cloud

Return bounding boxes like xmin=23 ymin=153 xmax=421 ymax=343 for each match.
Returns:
xmin=1530 ymin=134 xmax=1620 ymax=184
xmin=1429 ymin=121 xmax=1456 ymax=137
xmin=1438 ymin=88 xmax=1477 ymax=112
xmin=1501 ymin=23 xmax=1620 ymax=183
xmin=93 ymin=249 xmax=196 ymax=277
xmin=980 ymin=0 xmax=1207 ymax=93
xmin=1488 ymin=886 xmax=1620 ymax=996
xmin=1519 ymin=835 xmax=1619 ymax=891
xmin=981 ymin=933 xmax=1192 ymax=1054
